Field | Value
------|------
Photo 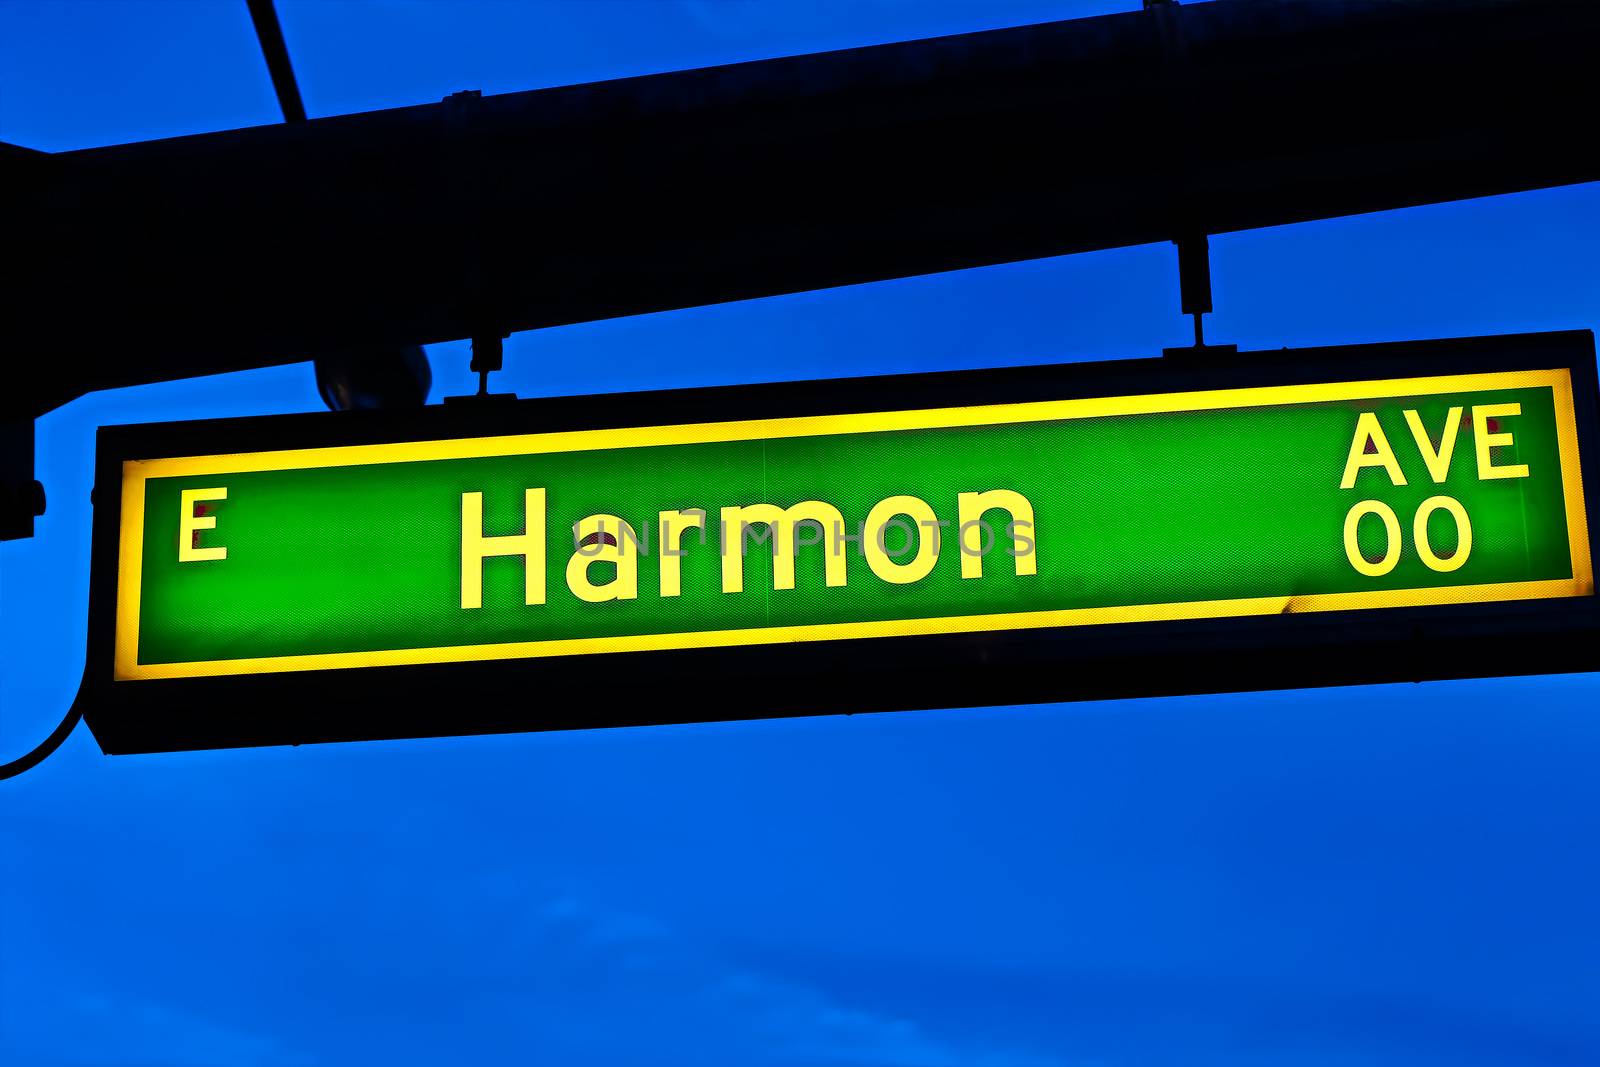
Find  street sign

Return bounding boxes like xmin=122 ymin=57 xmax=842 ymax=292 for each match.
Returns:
xmin=79 ymin=332 xmax=1600 ymax=754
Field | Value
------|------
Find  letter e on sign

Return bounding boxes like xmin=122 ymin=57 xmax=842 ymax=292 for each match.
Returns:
xmin=178 ymin=488 xmax=228 ymax=562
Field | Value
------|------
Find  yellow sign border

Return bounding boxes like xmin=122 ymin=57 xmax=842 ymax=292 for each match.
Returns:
xmin=115 ymin=368 xmax=1595 ymax=681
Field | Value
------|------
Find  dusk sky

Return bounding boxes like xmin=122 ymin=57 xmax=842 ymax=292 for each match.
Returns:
xmin=2 ymin=2 xmax=1599 ymax=1065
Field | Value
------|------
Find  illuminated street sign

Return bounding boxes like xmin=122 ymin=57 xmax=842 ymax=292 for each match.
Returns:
xmin=79 ymin=332 xmax=1600 ymax=754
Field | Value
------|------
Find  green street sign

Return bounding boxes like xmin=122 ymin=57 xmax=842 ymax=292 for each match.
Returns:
xmin=80 ymin=332 xmax=1600 ymax=754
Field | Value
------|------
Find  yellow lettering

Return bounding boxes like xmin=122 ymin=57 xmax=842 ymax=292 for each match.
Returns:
xmin=1343 ymin=499 xmax=1401 ymax=577
xmin=1402 ymin=407 xmax=1463 ymax=484
xmin=720 ymin=501 xmax=845 ymax=593
xmin=461 ymin=489 xmax=546 ymax=610
xmin=1473 ymin=403 xmax=1530 ymax=480
xmin=657 ymin=509 xmax=705 ymax=598
xmin=956 ymin=490 xmax=1036 ymax=579
xmin=1414 ymin=495 xmax=1472 ymax=573
xmin=1340 ymin=412 xmax=1407 ymax=489
xmin=566 ymin=514 xmax=639 ymax=603
xmin=178 ymin=487 xmax=228 ymax=562
xmin=862 ymin=495 xmax=940 ymax=585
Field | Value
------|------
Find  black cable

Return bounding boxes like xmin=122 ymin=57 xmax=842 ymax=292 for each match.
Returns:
xmin=246 ymin=0 xmax=308 ymax=123
xmin=0 ymin=704 xmax=82 ymax=782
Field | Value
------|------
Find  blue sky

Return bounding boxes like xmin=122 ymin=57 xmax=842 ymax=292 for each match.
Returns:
xmin=2 ymin=3 xmax=1599 ymax=1065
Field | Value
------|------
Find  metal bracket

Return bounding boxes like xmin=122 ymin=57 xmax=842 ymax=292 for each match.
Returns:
xmin=1145 ymin=2 xmax=1236 ymax=360
xmin=444 ymin=331 xmax=517 ymax=405
xmin=1163 ymin=235 xmax=1236 ymax=359
xmin=1 ymin=419 xmax=46 ymax=541
xmin=440 ymin=90 xmax=517 ymax=406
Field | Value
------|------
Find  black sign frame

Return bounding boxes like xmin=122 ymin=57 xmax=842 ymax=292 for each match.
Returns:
xmin=78 ymin=331 xmax=1600 ymax=754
